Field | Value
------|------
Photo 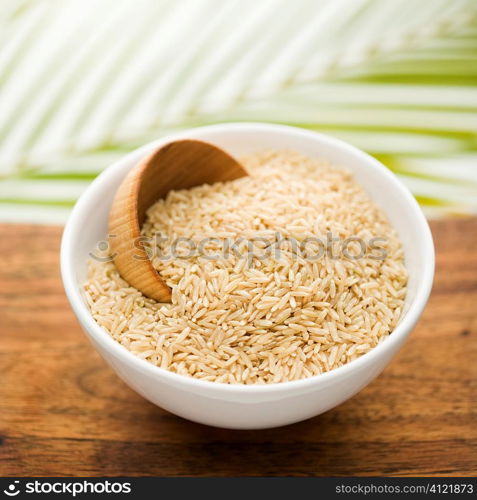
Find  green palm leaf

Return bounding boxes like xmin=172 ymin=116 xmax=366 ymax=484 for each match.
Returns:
xmin=0 ymin=0 xmax=476 ymax=222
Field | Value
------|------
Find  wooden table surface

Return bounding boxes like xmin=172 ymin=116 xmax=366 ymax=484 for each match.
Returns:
xmin=0 ymin=219 xmax=476 ymax=477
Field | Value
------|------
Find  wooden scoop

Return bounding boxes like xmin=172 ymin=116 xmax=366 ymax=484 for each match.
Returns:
xmin=108 ymin=139 xmax=247 ymax=303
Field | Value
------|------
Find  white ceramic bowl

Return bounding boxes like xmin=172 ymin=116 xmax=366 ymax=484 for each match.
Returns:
xmin=61 ymin=123 xmax=434 ymax=429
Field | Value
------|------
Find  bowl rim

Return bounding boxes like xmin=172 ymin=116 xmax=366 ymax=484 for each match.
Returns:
xmin=61 ymin=122 xmax=435 ymax=394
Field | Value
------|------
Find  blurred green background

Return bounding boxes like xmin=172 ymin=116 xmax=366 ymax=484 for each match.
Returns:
xmin=0 ymin=0 xmax=476 ymax=223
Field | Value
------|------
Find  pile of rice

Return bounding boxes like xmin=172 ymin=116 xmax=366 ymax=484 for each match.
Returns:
xmin=85 ymin=151 xmax=407 ymax=384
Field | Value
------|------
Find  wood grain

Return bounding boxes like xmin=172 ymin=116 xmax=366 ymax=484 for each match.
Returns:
xmin=0 ymin=220 xmax=476 ymax=477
